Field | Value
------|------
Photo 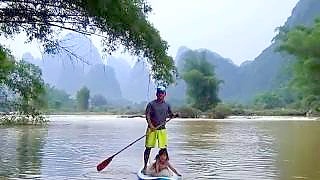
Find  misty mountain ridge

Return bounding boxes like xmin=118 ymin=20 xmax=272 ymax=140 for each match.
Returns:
xmin=172 ymin=0 xmax=320 ymax=103
xmin=23 ymin=33 xmax=156 ymax=103
xmin=22 ymin=0 xmax=320 ymax=106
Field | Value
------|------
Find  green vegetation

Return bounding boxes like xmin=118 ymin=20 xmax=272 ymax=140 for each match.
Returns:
xmin=229 ymin=8 xmax=320 ymax=117
xmin=91 ymin=94 xmax=108 ymax=108
xmin=6 ymin=60 xmax=46 ymax=112
xmin=0 ymin=46 xmax=47 ymax=125
xmin=209 ymin=103 xmax=232 ymax=119
xmin=76 ymin=86 xmax=90 ymax=111
xmin=0 ymin=46 xmax=14 ymax=82
xmin=253 ymin=92 xmax=285 ymax=109
xmin=176 ymin=106 xmax=201 ymax=118
xmin=277 ymin=18 xmax=320 ymax=114
xmin=0 ymin=0 xmax=175 ymax=85
xmin=182 ymin=52 xmax=222 ymax=111
xmin=1 ymin=1 xmax=320 ymax=120
xmin=43 ymin=85 xmax=76 ymax=112
xmin=0 ymin=0 xmax=179 ymax=124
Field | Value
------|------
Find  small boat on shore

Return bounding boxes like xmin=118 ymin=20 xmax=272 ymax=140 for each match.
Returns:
xmin=137 ymin=167 xmax=181 ymax=180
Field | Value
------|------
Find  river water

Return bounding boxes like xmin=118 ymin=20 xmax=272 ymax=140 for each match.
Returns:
xmin=0 ymin=115 xmax=320 ymax=180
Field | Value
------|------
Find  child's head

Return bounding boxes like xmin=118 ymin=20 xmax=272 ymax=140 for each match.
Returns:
xmin=158 ymin=148 xmax=169 ymax=162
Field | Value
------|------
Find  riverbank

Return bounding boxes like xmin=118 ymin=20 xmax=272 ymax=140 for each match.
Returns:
xmin=44 ymin=110 xmax=317 ymax=119
xmin=0 ymin=113 xmax=48 ymax=125
xmin=43 ymin=108 xmax=310 ymax=117
xmin=46 ymin=114 xmax=319 ymax=122
xmin=2 ymin=108 xmax=319 ymax=126
xmin=45 ymin=111 xmax=116 ymax=115
xmin=45 ymin=112 xmax=145 ymax=118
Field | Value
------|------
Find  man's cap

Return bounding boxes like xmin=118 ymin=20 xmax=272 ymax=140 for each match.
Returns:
xmin=156 ymin=85 xmax=166 ymax=94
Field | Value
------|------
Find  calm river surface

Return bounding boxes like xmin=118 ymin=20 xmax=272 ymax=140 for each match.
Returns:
xmin=1 ymin=115 xmax=320 ymax=180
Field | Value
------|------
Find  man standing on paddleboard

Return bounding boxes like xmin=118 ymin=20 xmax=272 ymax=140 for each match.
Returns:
xmin=142 ymin=85 xmax=177 ymax=174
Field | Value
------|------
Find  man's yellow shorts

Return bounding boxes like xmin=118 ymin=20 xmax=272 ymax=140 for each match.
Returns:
xmin=145 ymin=128 xmax=168 ymax=148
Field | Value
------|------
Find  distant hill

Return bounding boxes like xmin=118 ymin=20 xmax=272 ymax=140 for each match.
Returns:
xmin=106 ymin=56 xmax=131 ymax=99
xmin=23 ymin=33 xmax=158 ymax=104
xmin=171 ymin=0 xmax=320 ymax=104
xmin=236 ymin=0 xmax=320 ymax=101
xmin=124 ymin=60 xmax=155 ymax=102
xmin=22 ymin=0 xmax=320 ymax=105
xmin=285 ymin=0 xmax=320 ymax=28
xmin=23 ymin=33 xmax=122 ymax=100
xmin=84 ymin=64 xmax=122 ymax=100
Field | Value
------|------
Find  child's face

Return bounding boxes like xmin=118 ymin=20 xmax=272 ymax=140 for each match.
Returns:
xmin=159 ymin=154 xmax=167 ymax=162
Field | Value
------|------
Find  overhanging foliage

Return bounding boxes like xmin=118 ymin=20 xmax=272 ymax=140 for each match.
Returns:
xmin=0 ymin=0 xmax=176 ymax=84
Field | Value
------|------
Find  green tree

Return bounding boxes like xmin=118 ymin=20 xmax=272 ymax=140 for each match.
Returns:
xmin=253 ymin=92 xmax=284 ymax=109
xmin=76 ymin=86 xmax=90 ymax=111
xmin=277 ymin=18 xmax=320 ymax=111
xmin=4 ymin=60 xmax=46 ymax=113
xmin=211 ymin=103 xmax=232 ymax=119
xmin=0 ymin=46 xmax=14 ymax=111
xmin=44 ymin=85 xmax=75 ymax=111
xmin=182 ymin=52 xmax=222 ymax=111
xmin=91 ymin=94 xmax=107 ymax=107
xmin=0 ymin=0 xmax=176 ymax=85
xmin=0 ymin=46 xmax=46 ymax=125
xmin=0 ymin=46 xmax=14 ymax=82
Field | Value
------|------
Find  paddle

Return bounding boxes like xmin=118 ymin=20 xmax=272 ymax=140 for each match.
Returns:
xmin=96 ymin=117 xmax=175 ymax=172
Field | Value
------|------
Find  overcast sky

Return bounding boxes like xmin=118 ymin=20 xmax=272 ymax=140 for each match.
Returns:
xmin=2 ymin=0 xmax=299 ymax=65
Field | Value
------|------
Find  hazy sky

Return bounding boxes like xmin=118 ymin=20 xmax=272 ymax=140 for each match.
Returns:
xmin=148 ymin=0 xmax=299 ymax=65
xmin=2 ymin=0 xmax=299 ymax=65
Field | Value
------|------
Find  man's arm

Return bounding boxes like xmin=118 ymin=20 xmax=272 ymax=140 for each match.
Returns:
xmin=145 ymin=103 xmax=155 ymax=130
xmin=167 ymin=104 xmax=179 ymax=118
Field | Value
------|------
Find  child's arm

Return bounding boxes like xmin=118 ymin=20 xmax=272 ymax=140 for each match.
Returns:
xmin=155 ymin=161 xmax=160 ymax=173
xmin=168 ymin=162 xmax=181 ymax=176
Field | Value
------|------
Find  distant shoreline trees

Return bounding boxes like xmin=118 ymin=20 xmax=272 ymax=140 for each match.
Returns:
xmin=181 ymin=51 xmax=222 ymax=112
xmin=76 ymin=86 xmax=90 ymax=111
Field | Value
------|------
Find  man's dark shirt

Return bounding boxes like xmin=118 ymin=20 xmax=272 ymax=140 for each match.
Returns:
xmin=145 ymin=100 xmax=173 ymax=129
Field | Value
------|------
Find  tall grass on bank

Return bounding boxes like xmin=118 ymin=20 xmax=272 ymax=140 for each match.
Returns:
xmin=0 ymin=112 xmax=48 ymax=125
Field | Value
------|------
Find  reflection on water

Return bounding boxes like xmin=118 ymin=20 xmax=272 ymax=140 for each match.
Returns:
xmin=271 ymin=122 xmax=320 ymax=180
xmin=0 ymin=116 xmax=320 ymax=179
xmin=0 ymin=126 xmax=47 ymax=179
xmin=176 ymin=121 xmax=278 ymax=179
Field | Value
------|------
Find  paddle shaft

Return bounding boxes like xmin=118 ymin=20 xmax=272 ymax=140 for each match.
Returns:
xmin=97 ymin=118 xmax=173 ymax=171
xmin=111 ymin=118 xmax=172 ymax=157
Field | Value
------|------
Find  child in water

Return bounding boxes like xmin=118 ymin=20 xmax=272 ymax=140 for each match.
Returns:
xmin=145 ymin=149 xmax=181 ymax=177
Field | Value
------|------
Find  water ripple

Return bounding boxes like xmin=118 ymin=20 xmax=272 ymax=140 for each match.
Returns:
xmin=1 ymin=116 xmax=320 ymax=179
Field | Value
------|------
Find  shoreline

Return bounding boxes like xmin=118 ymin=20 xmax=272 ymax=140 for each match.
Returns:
xmin=46 ymin=114 xmax=320 ymax=121
xmin=2 ymin=112 xmax=319 ymax=126
xmin=2 ymin=114 xmax=319 ymax=126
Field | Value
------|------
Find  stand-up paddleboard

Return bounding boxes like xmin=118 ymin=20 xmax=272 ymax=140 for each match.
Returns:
xmin=137 ymin=167 xmax=181 ymax=180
